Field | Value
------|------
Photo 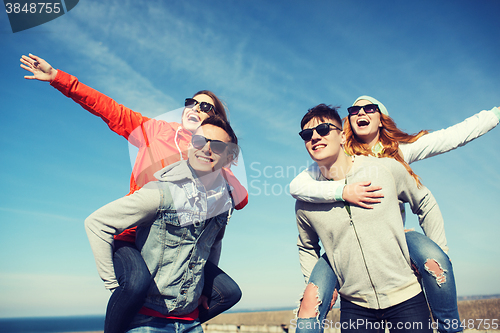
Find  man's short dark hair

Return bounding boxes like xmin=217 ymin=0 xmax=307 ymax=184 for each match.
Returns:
xmin=300 ymin=104 xmax=342 ymax=129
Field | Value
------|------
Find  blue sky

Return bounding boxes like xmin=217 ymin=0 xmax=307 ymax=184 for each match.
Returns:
xmin=1 ymin=0 xmax=499 ymax=318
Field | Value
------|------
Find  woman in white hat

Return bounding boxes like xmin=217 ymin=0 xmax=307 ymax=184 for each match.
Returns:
xmin=291 ymin=96 xmax=500 ymax=333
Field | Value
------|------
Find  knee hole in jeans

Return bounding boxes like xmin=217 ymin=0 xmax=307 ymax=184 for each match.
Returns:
xmin=424 ymin=258 xmax=447 ymax=287
xmin=298 ymin=283 xmax=321 ymax=319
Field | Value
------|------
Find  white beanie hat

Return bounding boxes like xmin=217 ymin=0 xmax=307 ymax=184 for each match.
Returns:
xmin=352 ymin=95 xmax=389 ymax=116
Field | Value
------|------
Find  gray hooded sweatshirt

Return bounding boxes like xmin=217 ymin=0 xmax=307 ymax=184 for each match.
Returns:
xmin=296 ymin=155 xmax=446 ymax=309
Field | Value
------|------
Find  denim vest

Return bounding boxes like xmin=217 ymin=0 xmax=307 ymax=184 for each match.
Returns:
xmin=135 ymin=162 xmax=232 ymax=315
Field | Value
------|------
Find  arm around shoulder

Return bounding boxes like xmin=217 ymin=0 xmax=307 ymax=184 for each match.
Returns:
xmin=290 ymin=163 xmax=344 ymax=203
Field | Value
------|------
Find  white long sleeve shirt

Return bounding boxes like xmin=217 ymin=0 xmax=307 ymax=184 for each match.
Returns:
xmin=291 ymin=107 xmax=499 ymax=202
xmin=290 ymin=107 xmax=499 ymax=252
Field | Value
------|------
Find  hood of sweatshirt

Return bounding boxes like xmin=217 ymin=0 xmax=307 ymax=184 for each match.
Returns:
xmin=153 ymin=160 xmax=194 ymax=183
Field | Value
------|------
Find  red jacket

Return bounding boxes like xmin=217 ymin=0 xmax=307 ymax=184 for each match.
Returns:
xmin=51 ymin=70 xmax=248 ymax=242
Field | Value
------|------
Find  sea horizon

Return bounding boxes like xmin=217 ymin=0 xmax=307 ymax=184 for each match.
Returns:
xmin=1 ymin=295 xmax=499 ymax=333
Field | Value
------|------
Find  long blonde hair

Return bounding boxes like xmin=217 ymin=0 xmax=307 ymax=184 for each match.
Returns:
xmin=343 ymin=113 xmax=429 ymax=186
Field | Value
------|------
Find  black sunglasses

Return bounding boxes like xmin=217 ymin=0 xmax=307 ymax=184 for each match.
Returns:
xmin=191 ymin=135 xmax=229 ymax=154
xmin=299 ymin=123 xmax=342 ymax=141
xmin=185 ymin=98 xmax=215 ymax=114
xmin=347 ymin=104 xmax=380 ymax=116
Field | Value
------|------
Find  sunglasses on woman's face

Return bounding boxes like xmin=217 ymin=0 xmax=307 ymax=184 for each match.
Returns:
xmin=347 ymin=104 xmax=380 ymax=116
xmin=191 ymin=135 xmax=228 ymax=154
xmin=185 ymin=98 xmax=215 ymax=114
xmin=299 ymin=123 xmax=342 ymax=141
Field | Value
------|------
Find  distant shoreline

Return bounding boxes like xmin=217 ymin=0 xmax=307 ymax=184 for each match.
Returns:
xmin=1 ymin=294 xmax=499 ymax=320
xmin=1 ymin=297 xmax=499 ymax=333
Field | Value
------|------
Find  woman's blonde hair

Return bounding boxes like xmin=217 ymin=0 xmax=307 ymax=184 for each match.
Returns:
xmin=343 ymin=113 xmax=429 ymax=186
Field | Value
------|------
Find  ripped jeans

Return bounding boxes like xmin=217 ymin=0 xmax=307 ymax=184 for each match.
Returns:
xmin=295 ymin=253 xmax=339 ymax=333
xmin=406 ymin=231 xmax=460 ymax=333
xmin=296 ymin=231 xmax=461 ymax=333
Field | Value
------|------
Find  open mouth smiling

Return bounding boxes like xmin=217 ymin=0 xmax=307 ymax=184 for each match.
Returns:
xmin=356 ymin=118 xmax=370 ymax=127
xmin=195 ymin=154 xmax=214 ymax=163
xmin=312 ymin=143 xmax=327 ymax=151
xmin=187 ymin=112 xmax=201 ymax=123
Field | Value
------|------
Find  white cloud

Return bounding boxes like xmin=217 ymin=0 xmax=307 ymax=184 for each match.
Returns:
xmin=0 ymin=207 xmax=81 ymax=223
xmin=44 ymin=0 xmax=320 ymax=141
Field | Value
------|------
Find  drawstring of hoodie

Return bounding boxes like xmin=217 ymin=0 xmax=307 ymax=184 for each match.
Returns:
xmin=175 ymin=126 xmax=184 ymax=160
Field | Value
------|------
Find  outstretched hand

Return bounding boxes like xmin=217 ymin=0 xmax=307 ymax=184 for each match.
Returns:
xmin=342 ymin=181 xmax=384 ymax=209
xmin=20 ymin=53 xmax=57 ymax=82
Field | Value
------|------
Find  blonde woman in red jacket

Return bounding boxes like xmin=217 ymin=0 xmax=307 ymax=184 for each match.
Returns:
xmin=21 ymin=53 xmax=247 ymax=333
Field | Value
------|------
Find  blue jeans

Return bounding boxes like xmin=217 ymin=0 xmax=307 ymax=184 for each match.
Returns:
xmin=105 ymin=241 xmax=241 ymax=333
xmin=296 ymin=232 xmax=461 ymax=333
xmin=405 ymin=231 xmax=460 ymax=333
xmin=340 ymin=292 xmax=432 ymax=332
xmin=126 ymin=315 xmax=202 ymax=333
xmin=198 ymin=259 xmax=242 ymax=323
xmin=105 ymin=241 xmax=152 ymax=333
xmin=295 ymin=253 xmax=338 ymax=333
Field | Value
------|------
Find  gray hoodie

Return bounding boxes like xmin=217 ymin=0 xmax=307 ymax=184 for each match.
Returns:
xmin=296 ymin=155 xmax=446 ymax=309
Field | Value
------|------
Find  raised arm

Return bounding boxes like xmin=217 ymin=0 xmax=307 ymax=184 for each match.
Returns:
xmin=84 ymin=183 xmax=160 ymax=290
xmin=401 ymin=107 xmax=500 ymax=164
xmin=20 ymin=53 xmax=152 ymax=144
xmin=290 ymin=163 xmax=383 ymax=208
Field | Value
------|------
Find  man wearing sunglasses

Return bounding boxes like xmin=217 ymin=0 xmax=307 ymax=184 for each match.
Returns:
xmin=21 ymin=53 xmax=246 ymax=333
xmin=85 ymin=116 xmax=238 ymax=333
xmin=295 ymin=104 xmax=446 ymax=332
